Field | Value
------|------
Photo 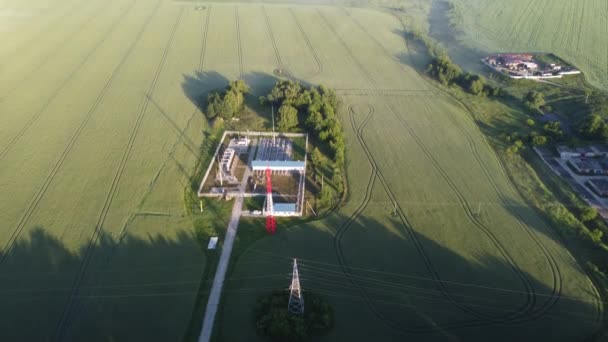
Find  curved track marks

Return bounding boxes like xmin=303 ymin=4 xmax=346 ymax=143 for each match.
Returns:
xmin=262 ymin=6 xmax=283 ymax=68
xmin=288 ymin=8 xmax=323 ymax=77
xmin=426 ymin=96 xmax=563 ymax=318
xmin=318 ymin=8 xmax=541 ymax=323
xmin=50 ymin=7 xmax=184 ymax=342
xmin=341 ymin=105 xmax=544 ymax=332
xmin=0 ymin=0 xmax=138 ymax=161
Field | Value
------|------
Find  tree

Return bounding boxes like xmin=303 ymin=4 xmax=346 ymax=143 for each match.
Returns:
xmin=543 ymin=121 xmax=564 ymax=141
xmin=310 ymin=147 xmax=323 ymax=168
xmin=580 ymin=206 xmax=598 ymax=222
xmin=525 ymin=91 xmax=545 ymax=110
xmin=532 ymin=135 xmax=547 ymax=146
xmin=579 ymin=114 xmax=608 ymax=140
xmin=427 ymin=56 xmax=461 ymax=86
xmin=277 ymin=104 xmax=298 ymax=131
xmin=204 ymin=80 xmax=249 ymax=120
xmin=526 ymin=118 xmax=535 ymax=127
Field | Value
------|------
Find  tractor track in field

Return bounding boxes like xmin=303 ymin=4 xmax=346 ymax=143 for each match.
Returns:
xmin=384 ymin=92 xmax=536 ymax=321
xmin=0 ymin=0 xmax=109 ymax=101
xmin=318 ymin=7 xmax=537 ymax=323
xmin=199 ymin=5 xmax=212 ymax=71
xmin=334 ymin=106 xmax=377 ymax=296
xmin=262 ymin=6 xmax=283 ymax=69
xmin=0 ymin=0 xmax=138 ymax=162
xmin=0 ymin=0 xmax=87 ymax=64
xmin=345 ymin=105 xmax=530 ymax=332
xmin=402 ymin=4 xmax=586 ymax=325
xmin=50 ymin=8 xmax=184 ymax=341
xmin=69 ymin=5 xmax=212 ymax=325
xmin=348 ymin=5 xmax=566 ymax=322
xmin=0 ymin=0 xmax=162 ymax=268
xmin=235 ymin=7 xmax=244 ymax=78
xmin=427 ymin=95 xmax=564 ymax=318
xmin=396 ymin=7 xmax=566 ymax=321
xmin=288 ymin=8 xmax=323 ymax=77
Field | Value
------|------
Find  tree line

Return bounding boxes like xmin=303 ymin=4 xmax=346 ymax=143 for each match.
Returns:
xmin=260 ymin=80 xmax=346 ymax=207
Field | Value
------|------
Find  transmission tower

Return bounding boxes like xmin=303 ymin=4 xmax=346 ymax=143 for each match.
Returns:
xmin=288 ymin=258 xmax=304 ymax=315
xmin=264 ymin=167 xmax=276 ymax=234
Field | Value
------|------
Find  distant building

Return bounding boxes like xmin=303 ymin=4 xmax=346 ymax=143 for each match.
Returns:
xmin=568 ymin=157 xmax=608 ymax=175
xmin=588 ymin=179 xmax=608 ymax=197
xmin=557 ymin=145 xmax=597 ymax=159
xmin=557 ymin=146 xmax=580 ymax=159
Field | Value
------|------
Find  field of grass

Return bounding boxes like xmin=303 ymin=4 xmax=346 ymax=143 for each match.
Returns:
xmin=446 ymin=0 xmax=608 ymax=91
xmin=0 ymin=0 xmax=603 ymax=341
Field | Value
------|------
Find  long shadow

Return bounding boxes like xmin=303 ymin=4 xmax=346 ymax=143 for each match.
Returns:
xmin=0 ymin=226 xmax=207 ymax=342
xmin=181 ymin=70 xmax=230 ymax=112
xmin=218 ymin=212 xmax=602 ymax=342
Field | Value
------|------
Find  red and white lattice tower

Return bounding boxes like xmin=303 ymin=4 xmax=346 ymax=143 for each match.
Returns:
xmin=264 ymin=167 xmax=276 ymax=234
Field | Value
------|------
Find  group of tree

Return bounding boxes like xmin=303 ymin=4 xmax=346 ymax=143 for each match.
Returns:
xmin=205 ymin=80 xmax=249 ymax=120
xmin=255 ymin=291 xmax=333 ymax=342
xmin=426 ymin=55 xmax=501 ymax=97
xmin=579 ymin=114 xmax=608 ymax=140
xmin=524 ymin=91 xmax=546 ymax=113
xmin=261 ymin=80 xmax=346 ymax=200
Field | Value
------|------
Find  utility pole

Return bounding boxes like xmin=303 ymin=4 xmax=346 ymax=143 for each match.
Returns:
xmin=288 ymin=259 xmax=304 ymax=315
xmin=200 ymin=200 xmax=204 ymax=213
xmin=271 ymin=105 xmax=276 ymax=145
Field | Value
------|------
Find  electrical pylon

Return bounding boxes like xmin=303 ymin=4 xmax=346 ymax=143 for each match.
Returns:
xmin=288 ymin=258 xmax=304 ymax=315
xmin=264 ymin=167 xmax=276 ymax=234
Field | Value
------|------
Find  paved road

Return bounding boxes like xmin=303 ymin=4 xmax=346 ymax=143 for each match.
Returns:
xmin=198 ymin=196 xmax=243 ymax=342
xmin=198 ymin=140 xmax=257 ymax=342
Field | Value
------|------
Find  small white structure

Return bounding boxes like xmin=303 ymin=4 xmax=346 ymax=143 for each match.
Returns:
xmin=271 ymin=203 xmax=299 ymax=217
xmin=208 ymin=237 xmax=218 ymax=250
xmin=251 ymin=160 xmax=305 ymax=172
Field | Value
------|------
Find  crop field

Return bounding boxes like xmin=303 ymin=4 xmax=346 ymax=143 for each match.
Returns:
xmin=0 ymin=0 xmax=603 ymax=341
xmin=447 ymin=0 xmax=608 ymax=91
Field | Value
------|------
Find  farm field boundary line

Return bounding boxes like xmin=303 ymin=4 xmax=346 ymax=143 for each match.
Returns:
xmin=424 ymin=95 xmax=563 ymax=318
xmin=234 ymin=7 xmax=244 ymax=78
xmin=262 ymin=6 xmax=283 ymax=68
xmin=0 ymin=0 xmax=138 ymax=161
xmin=0 ymin=0 xmax=163 ymax=267
xmin=0 ymin=0 xmax=111 ymax=100
xmin=0 ymin=0 xmax=87 ymax=63
xmin=317 ymin=7 xmax=536 ymax=323
xmin=51 ymin=8 xmax=184 ymax=341
xmin=288 ymin=7 xmax=323 ymax=77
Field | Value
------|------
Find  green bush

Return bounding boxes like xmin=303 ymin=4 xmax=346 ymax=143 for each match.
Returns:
xmin=255 ymin=291 xmax=333 ymax=342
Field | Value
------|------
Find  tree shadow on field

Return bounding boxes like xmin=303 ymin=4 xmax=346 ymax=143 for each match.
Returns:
xmin=219 ymin=211 xmax=601 ymax=342
xmin=0 ymin=226 xmax=208 ymax=342
xmin=0 ymin=208 xmax=601 ymax=342
xmin=181 ymin=71 xmax=230 ymax=112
